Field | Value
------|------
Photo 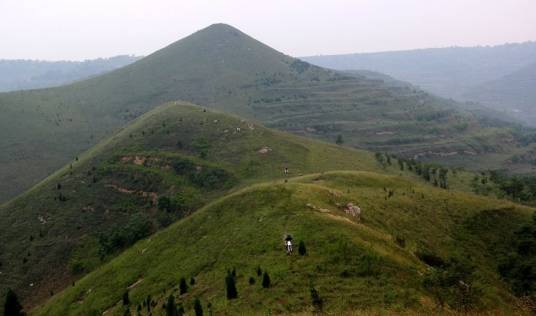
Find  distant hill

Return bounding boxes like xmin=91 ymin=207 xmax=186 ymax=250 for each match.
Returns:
xmin=0 ymin=56 xmax=140 ymax=92
xmin=302 ymin=42 xmax=536 ymax=101
xmin=463 ymin=62 xmax=536 ymax=124
xmin=2 ymin=103 xmax=534 ymax=315
xmin=1 ymin=24 xmax=536 ymax=204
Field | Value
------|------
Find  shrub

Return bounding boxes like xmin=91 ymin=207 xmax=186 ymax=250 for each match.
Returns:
xmin=3 ymin=289 xmax=24 ymax=316
xmin=177 ymin=304 xmax=185 ymax=316
xmin=179 ymin=277 xmax=188 ymax=295
xmin=335 ymin=134 xmax=344 ymax=145
xmin=193 ymin=138 xmax=209 ymax=159
xmin=171 ymin=159 xmax=195 ymax=175
xmin=122 ymin=290 xmax=130 ymax=306
xmin=158 ymin=196 xmax=172 ymax=211
xmin=310 ymin=287 xmax=323 ymax=312
xmin=225 ymin=272 xmax=238 ymax=299
xmin=248 ymin=277 xmax=256 ymax=285
xmin=423 ymin=257 xmax=481 ymax=311
xmin=165 ymin=295 xmax=177 ymax=316
xmin=416 ymin=249 xmax=445 ymax=268
xmin=190 ymin=168 xmax=233 ymax=189
xmin=98 ymin=213 xmax=152 ymax=258
xmin=262 ymin=271 xmax=271 ymax=288
xmin=298 ymin=240 xmax=307 ymax=256
xmin=395 ymin=236 xmax=406 ymax=248
xmin=194 ymin=298 xmax=203 ymax=316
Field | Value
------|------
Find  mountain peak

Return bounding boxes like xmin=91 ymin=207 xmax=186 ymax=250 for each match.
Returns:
xmin=204 ymin=22 xmax=240 ymax=31
xmin=187 ymin=23 xmax=248 ymax=42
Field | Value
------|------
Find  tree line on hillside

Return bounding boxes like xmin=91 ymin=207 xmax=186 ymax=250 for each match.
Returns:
xmin=374 ymin=152 xmax=450 ymax=189
xmin=376 ymin=151 xmax=536 ymax=206
xmin=472 ymin=170 xmax=536 ymax=205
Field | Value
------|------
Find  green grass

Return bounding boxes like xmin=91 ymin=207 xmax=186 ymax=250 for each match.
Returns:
xmin=0 ymin=101 xmax=384 ymax=310
xmin=0 ymin=23 xmax=533 ymax=204
xmin=0 ymin=101 xmax=512 ymax=312
xmin=32 ymin=171 xmax=534 ymax=315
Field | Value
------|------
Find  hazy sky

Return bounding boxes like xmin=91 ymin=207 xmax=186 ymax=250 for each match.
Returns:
xmin=1 ymin=0 xmax=535 ymax=60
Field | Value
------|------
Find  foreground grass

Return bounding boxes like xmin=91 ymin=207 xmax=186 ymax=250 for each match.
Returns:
xmin=33 ymin=171 xmax=534 ymax=315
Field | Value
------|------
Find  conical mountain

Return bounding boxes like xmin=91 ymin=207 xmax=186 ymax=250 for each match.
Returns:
xmin=0 ymin=23 xmax=531 ymax=205
xmin=0 ymin=23 xmax=336 ymax=203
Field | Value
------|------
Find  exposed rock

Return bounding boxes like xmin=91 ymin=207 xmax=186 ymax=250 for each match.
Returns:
xmin=344 ymin=202 xmax=361 ymax=221
xmin=376 ymin=131 xmax=395 ymax=135
xmin=37 ymin=215 xmax=47 ymax=224
xmin=258 ymin=146 xmax=272 ymax=154
xmin=82 ymin=206 xmax=95 ymax=213
xmin=133 ymin=156 xmax=146 ymax=166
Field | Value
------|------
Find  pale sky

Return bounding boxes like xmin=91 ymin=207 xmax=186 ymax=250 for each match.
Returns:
xmin=1 ymin=0 xmax=535 ymax=60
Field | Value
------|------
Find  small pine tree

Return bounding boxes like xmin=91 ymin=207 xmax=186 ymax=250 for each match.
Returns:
xmin=335 ymin=134 xmax=344 ymax=145
xmin=165 ymin=295 xmax=177 ymax=316
xmin=177 ymin=304 xmax=185 ymax=316
xmin=256 ymin=266 xmax=262 ymax=276
xmin=194 ymin=298 xmax=203 ymax=316
xmin=225 ymin=272 xmax=238 ymax=299
xmin=397 ymin=159 xmax=404 ymax=171
xmin=298 ymin=241 xmax=307 ymax=256
xmin=3 ymin=289 xmax=24 ymax=316
xmin=190 ymin=277 xmax=196 ymax=286
xmin=146 ymin=295 xmax=151 ymax=312
xmin=262 ymin=271 xmax=271 ymax=288
xmin=122 ymin=290 xmax=130 ymax=306
xmin=248 ymin=276 xmax=256 ymax=285
xmin=179 ymin=277 xmax=188 ymax=295
xmin=310 ymin=287 xmax=323 ymax=312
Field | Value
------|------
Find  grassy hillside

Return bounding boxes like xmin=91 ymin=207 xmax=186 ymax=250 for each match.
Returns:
xmin=32 ymin=171 xmax=535 ymax=315
xmin=1 ymin=23 xmax=534 ymax=203
xmin=0 ymin=101 xmax=387 ymax=310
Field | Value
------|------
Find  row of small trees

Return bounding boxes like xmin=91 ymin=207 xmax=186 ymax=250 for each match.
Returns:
xmin=374 ymin=152 xmax=449 ymax=189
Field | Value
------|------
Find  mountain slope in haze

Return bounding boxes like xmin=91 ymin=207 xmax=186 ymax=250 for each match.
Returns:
xmin=1 ymin=24 xmax=535 ymax=204
xmin=0 ymin=23 xmax=341 ymax=203
xmin=463 ymin=62 xmax=536 ymax=124
xmin=33 ymin=171 xmax=534 ymax=315
xmin=0 ymin=102 xmax=384 ymax=310
xmin=302 ymin=42 xmax=536 ymax=101
xmin=0 ymin=56 xmax=140 ymax=92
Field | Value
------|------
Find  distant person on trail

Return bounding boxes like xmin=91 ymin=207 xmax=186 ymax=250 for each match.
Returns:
xmin=284 ymin=167 xmax=289 ymax=176
xmin=284 ymin=235 xmax=293 ymax=255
